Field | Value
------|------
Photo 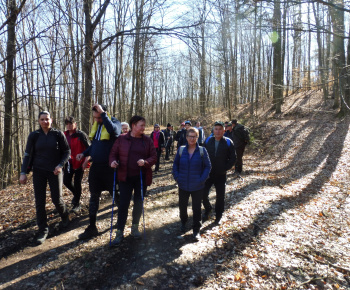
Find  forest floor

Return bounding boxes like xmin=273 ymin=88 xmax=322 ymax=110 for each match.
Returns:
xmin=1 ymin=91 xmax=350 ymax=289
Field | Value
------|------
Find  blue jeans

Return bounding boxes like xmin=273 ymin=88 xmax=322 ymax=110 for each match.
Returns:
xmin=116 ymin=175 xmax=147 ymax=232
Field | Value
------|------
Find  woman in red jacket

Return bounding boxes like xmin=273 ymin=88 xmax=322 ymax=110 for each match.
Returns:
xmin=109 ymin=115 xmax=157 ymax=246
xmin=63 ymin=116 xmax=90 ymax=213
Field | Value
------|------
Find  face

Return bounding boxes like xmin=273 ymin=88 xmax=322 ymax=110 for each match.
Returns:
xmin=196 ymin=122 xmax=200 ymax=127
xmin=186 ymin=132 xmax=198 ymax=146
xmin=93 ymin=111 xmax=103 ymax=124
xmin=39 ymin=114 xmax=52 ymax=129
xmin=154 ymin=126 xmax=160 ymax=131
xmin=66 ymin=122 xmax=76 ymax=131
xmin=214 ymin=125 xmax=225 ymax=139
xmin=121 ymin=124 xmax=129 ymax=133
xmin=185 ymin=124 xmax=191 ymax=130
xmin=132 ymin=120 xmax=146 ymax=135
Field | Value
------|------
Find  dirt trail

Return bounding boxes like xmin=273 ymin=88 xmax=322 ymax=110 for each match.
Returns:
xmin=1 ymin=112 xmax=350 ymax=289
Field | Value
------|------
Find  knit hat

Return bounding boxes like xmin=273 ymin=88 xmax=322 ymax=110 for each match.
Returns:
xmin=185 ymin=120 xmax=192 ymax=126
xmin=154 ymin=124 xmax=160 ymax=128
xmin=167 ymin=123 xmax=171 ymax=127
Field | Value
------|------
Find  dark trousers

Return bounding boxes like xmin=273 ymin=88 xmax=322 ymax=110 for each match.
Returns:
xmin=33 ymin=168 xmax=68 ymax=233
xmin=63 ymin=165 xmax=84 ymax=206
xmin=235 ymin=146 xmax=246 ymax=173
xmin=165 ymin=140 xmax=172 ymax=159
xmin=179 ymin=188 xmax=202 ymax=232
xmin=88 ymin=163 xmax=115 ymax=225
xmin=202 ymin=174 xmax=226 ymax=219
xmin=155 ymin=147 xmax=161 ymax=171
xmin=116 ymin=175 xmax=147 ymax=232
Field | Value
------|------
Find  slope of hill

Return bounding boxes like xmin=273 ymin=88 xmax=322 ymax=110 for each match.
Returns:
xmin=0 ymin=91 xmax=349 ymax=289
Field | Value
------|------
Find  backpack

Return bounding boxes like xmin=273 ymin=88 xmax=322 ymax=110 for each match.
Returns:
xmin=234 ymin=125 xmax=250 ymax=144
xmin=179 ymin=145 xmax=204 ymax=158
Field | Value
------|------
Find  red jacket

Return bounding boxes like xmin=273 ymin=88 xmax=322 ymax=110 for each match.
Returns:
xmin=109 ymin=132 xmax=157 ymax=186
xmin=64 ymin=129 xmax=90 ymax=170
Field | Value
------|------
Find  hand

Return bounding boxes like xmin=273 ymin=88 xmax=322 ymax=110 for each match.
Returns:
xmin=54 ymin=166 xmax=62 ymax=175
xmin=93 ymin=103 xmax=104 ymax=113
xmin=82 ymin=158 xmax=89 ymax=170
xmin=137 ymin=159 xmax=145 ymax=167
xmin=76 ymin=153 xmax=84 ymax=161
xmin=19 ymin=174 xmax=27 ymax=185
xmin=111 ymin=160 xmax=119 ymax=168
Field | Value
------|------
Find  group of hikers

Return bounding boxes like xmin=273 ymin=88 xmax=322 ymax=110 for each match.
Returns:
xmin=19 ymin=104 xmax=250 ymax=246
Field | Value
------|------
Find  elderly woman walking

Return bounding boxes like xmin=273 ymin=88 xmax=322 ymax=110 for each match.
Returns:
xmin=173 ymin=127 xmax=211 ymax=240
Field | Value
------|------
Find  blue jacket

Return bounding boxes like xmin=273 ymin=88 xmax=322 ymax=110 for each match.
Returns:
xmin=83 ymin=112 xmax=121 ymax=165
xmin=172 ymin=144 xmax=211 ymax=191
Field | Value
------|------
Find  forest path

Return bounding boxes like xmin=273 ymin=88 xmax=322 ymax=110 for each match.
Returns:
xmin=1 ymin=115 xmax=350 ymax=289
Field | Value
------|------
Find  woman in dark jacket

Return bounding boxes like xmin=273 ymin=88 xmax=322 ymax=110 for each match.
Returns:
xmin=173 ymin=127 xmax=211 ymax=240
xmin=150 ymin=124 xmax=165 ymax=173
xmin=20 ymin=111 xmax=71 ymax=245
xmin=109 ymin=115 xmax=157 ymax=246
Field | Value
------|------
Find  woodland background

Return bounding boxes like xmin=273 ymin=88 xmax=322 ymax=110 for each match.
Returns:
xmin=1 ymin=0 xmax=350 ymax=188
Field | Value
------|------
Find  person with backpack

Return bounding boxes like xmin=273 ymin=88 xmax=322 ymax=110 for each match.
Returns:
xmin=150 ymin=124 xmax=165 ymax=173
xmin=173 ymin=127 xmax=211 ymax=240
xmin=231 ymin=119 xmax=249 ymax=175
xmin=20 ymin=111 xmax=71 ymax=245
xmin=76 ymin=104 xmax=121 ymax=240
xmin=202 ymin=121 xmax=236 ymax=224
xmin=63 ymin=116 xmax=90 ymax=214
xmin=109 ymin=115 xmax=157 ymax=246
xmin=177 ymin=120 xmax=191 ymax=147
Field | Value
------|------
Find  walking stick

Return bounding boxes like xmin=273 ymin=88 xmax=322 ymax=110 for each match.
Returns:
xmin=140 ymin=169 xmax=146 ymax=239
xmin=109 ymin=168 xmax=117 ymax=247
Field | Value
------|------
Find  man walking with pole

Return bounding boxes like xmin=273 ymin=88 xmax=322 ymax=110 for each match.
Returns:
xmin=77 ymin=104 xmax=121 ymax=240
xmin=202 ymin=121 xmax=236 ymax=224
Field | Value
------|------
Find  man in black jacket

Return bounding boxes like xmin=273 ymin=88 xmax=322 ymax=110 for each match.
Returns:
xmin=231 ymin=119 xmax=249 ymax=174
xmin=202 ymin=121 xmax=236 ymax=224
xmin=163 ymin=123 xmax=173 ymax=160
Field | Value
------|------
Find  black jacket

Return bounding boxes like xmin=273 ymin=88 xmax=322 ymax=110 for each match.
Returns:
xmin=203 ymin=136 xmax=236 ymax=175
xmin=21 ymin=128 xmax=70 ymax=173
xmin=150 ymin=131 xmax=165 ymax=148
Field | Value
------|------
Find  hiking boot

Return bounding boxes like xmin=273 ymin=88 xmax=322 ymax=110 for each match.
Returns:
xmin=60 ymin=215 xmax=70 ymax=228
xmin=78 ymin=225 xmax=98 ymax=240
xmin=193 ymin=231 xmax=200 ymax=241
xmin=202 ymin=209 xmax=212 ymax=222
xmin=36 ymin=231 xmax=48 ymax=245
xmin=111 ymin=230 xmax=124 ymax=247
xmin=180 ymin=222 xmax=186 ymax=233
xmin=71 ymin=204 xmax=81 ymax=214
xmin=131 ymin=224 xmax=142 ymax=238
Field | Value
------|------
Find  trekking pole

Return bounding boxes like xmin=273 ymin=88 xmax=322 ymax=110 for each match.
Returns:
xmin=140 ymin=169 xmax=146 ymax=239
xmin=109 ymin=168 xmax=117 ymax=247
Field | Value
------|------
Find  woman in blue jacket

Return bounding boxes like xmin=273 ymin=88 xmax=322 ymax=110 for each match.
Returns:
xmin=173 ymin=127 xmax=211 ymax=240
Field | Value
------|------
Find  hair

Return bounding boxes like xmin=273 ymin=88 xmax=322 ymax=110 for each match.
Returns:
xmin=65 ymin=116 xmax=76 ymax=124
xmin=92 ymin=104 xmax=107 ymax=112
xmin=38 ymin=111 xmax=50 ymax=119
xmin=186 ymin=127 xmax=199 ymax=137
xmin=121 ymin=122 xmax=129 ymax=129
xmin=129 ymin=115 xmax=146 ymax=128
xmin=232 ymin=119 xmax=237 ymax=124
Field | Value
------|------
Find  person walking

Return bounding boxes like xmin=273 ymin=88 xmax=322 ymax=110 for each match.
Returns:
xmin=121 ymin=122 xmax=130 ymax=134
xmin=202 ymin=121 xmax=236 ymax=224
xmin=175 ymin=122 xmax=185 ymax=149
xmin=163 ymin=123 xmax=173 ymax=160
xmin=194 ymin=121 xmax=205 ymax=146
xmin=231 ymin=119 xmax=249 ymax=175
xmin=173 ymin=127 xmax=211 ymax=240
xmin=77 ymin=104 xmax=121 ymax=240
xmin=20 ymin=111 xmax=71 ymax=245
xmin=63 ymin=116 xmax=90 ymax=214
xmin=109 ymin=115 xmax=157 ymax=246
xmin=177 ymin=121 xmax=191 ymax=147
xmin=150 ymin=124 xmax=165 ymax=173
